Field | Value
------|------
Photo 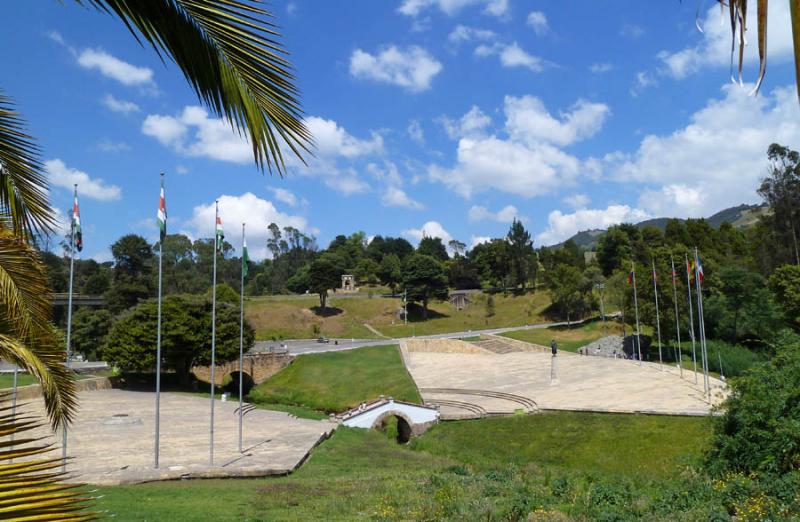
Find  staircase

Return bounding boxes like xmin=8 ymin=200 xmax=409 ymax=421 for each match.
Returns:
xmin=469 ymin=338 xmax=522 ymax=354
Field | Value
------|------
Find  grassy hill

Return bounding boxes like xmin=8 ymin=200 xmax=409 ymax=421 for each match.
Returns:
xmin=245 ymin=291 xmax=552 ymax=340
xmin=550 ymin=203 xmax=768 ymax=251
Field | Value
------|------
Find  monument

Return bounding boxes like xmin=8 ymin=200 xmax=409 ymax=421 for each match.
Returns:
xmin=341 ymin=274 xmax=357 ymax=293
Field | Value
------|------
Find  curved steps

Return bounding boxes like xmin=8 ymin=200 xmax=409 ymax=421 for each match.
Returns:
xmin=420 ymin=387 xmax=538 ymax=412
xmin=424 ymin=399 xmax=487 ymax=417
xmin=234 ymin=403 xmax=257 ymax=417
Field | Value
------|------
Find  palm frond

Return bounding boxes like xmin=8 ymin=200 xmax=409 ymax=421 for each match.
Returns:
xmin=0 ymin=403 xmax=96 ymax=520
xmin=0 ymin=232 xmax=77 ymax=430
xmin=77 ymin=0 xmax=312 ymax=174
xmin=0 ymin=93 xmax=56 ymax=238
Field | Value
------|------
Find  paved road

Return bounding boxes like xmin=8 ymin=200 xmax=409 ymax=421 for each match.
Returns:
xmin=252 ymin=318 xmax=595 ymax=356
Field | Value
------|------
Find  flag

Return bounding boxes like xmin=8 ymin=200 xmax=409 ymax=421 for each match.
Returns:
xmin=628 ymin=270 xmax=634 ymax=285
xmin=242 ymin=235 xmax=249 ymax=279
xmin=652 ymin=267 xmax=658 ymax=282
xmin=157 ymin=183 xmax=166 ymax=241
xmin=696 ymin=255 xmax=705 ymax=283
xmin=687 ymin=259 xmax=695 ymax=281
xmin=72 ymin=192 xmax=82 ymax=252
xmin=215 ymin=215 xmax=224 ymax=251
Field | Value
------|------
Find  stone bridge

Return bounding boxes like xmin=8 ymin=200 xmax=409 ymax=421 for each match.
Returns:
xmin=338 ymin=397 xmax=439 ymax=442
xmin=192 ymin=353 xmax=293 ymax=390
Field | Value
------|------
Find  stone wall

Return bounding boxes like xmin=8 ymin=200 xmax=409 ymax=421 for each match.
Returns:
xmin=192 ymin=353 xmax=293 ymax=386
xmin=10 ymin=376 xmax=113 ymax=402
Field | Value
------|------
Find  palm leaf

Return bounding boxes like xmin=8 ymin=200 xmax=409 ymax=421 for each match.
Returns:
xmin=76 ymin=0 xmax=312 ymax=173
xmin=791 ymin=0 xmax=800 ymax=102
xmin=0 ymin=94 xmax=56 ymax=238
xmin=0 ymin=232 xmax=77 ymax=430
xmin=0 ymin=403 xmax=96 ymax=520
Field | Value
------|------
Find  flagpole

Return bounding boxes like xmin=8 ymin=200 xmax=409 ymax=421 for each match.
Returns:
xmin=62 ymin=184 xmax=77 ymax=472
xmin=670 ymin=255 xmax=683 ymax=378
xmin=631 ymin=262 xmax=643 ymax=365
xmin=238 ymin=223 xmax=245 ymax=454
xmin=652 ymin=259 xmax=663 ymax=370
xmin=694 ymin=248 xmax=710 ymax=399
xmin=210 ymin=200 xmax=218 ymax=466
xmin=154 ymin=173 xmax=165 ymax=468
xmin=685 ymin=253 xmax=698 ymax=384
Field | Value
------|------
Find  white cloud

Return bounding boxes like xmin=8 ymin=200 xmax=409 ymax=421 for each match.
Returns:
xmin=589 ymin=62 xmax=613 ymax=74
xmin=448 ymin=25 xmax=496 ymax=44
xmin=620 ymin=24 xmax=644 ymax=38
xmin=45 ymin=159 xmax=122 ymax=201
xmin=142 ymin=107 xmax=382 ymax=195
xmin=175 ymin=165 xmax=189 ymax=175
xmin=468 ymin=204 xmax=519 ymax=222
xmin=526 ymin=11 xmax=549 ymax=36
xmin=469 ymin=235 xmax=492 ymax=249
xmin=287 ymin=2 xmax=297 ymax=15
xmin=383 ymin=186 xmax=424 ymax=209
xmin=47 ymin=31 xmax=65 ymax=46
xmin=77 ymin=48 xmax=154 ymax=86
xmin=537 ymin=205 xmax=650 ymax=246
xmin=476 ymin=42 xmax=543 ymax=72
xmin=630 ymin=71 xmax=657 ymax=96
xmin=188 ymin=193 xmax=309 ymax=259
xmin=505 ymin=95 xmax=610 ymax=147
xmin=408 ymin=119 xmax=425 ymax=144
xmin=439 ymin=105 xmax=491 ymax=139
xmin=608 ymin=84 xmax=800 ymax=216
xmin=563 ymin=193 xmax=590 ymax=210
xmin=306 ymin=116 xmax=383 ymax=157
xmin=402 ymin=220 xmax=453 ymax=244
xmin=430 ymin=95 xmax=607 ymax=198
xmin=398 ymin=0 xmax=508 ymax=17
xmin=96 ymin=139 xmax=130 ymax=153
xmin=658 ymin=1 xmax=791 ymax=80
xmin=350 ymin=45 xmax=442 ymax=92
xmin=268 ymin=187 xmax=299 ymax=207
xmin=102 ymin=94 xmax=139 ymax=114
xmin=368 ymin=161 xmax=403 ymax=186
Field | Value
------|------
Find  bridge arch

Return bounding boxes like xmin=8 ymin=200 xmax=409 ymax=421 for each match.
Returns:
xmin=224 ymin=371 xmax=255 ymax=395
xmin=372 ymin=410 xmax=414 ymax=443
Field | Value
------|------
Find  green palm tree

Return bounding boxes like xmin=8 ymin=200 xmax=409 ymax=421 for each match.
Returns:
xmin=0 ymin=0 xmax=310 ymax=428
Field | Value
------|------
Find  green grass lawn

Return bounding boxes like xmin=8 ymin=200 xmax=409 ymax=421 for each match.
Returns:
xmin=502 ymin=319 xmax=626 ymax=352
xmin=245 ymin=291 xmax=553 ymax=340
xmin=0 ymin=373 xmax=38 ymax=388
xmin=248 ymin=344 xmax=420 ymax=413
xmin=96 ymin=412 xmax=714 ymax=521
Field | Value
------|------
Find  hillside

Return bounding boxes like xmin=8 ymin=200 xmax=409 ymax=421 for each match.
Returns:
xmin=553 ymin=203 xmax=767 ymax=251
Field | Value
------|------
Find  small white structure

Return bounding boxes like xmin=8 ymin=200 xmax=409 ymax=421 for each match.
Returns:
xmin=339 ymin=397 xmax=439 ymax=441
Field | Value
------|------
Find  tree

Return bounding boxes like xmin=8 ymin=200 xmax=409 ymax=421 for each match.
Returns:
xmin=769 ymin=264 xmax=800 ymax=331
xmin=596 ymin=226 xmax=633 ymax=276
xmin=309 ymin=254 xmax=344 ymax=309
xmin=547 ymin=264 xmax=589 ymax=322
xmin=70 ymin=308 xmax=112 ymax=360
xmin=759 ymin=144 xmax=800 ymax=267
xmin=507 ymin=219 xmax=534 ymax=290
xmin=355 ymin=257 xmax=379 ymax=285
xmin=102 ymin=296 xmax=253 ymax=386
xmin=378 ymin=254 xmax=402 ymax=292
xmin=402 ymin=254 xmax=448 ymax=319
xmin=470 ymin=239 xmax=511 ymax=289
xmin=706 ymin=336 xmax=800 ymax=479
xmin=417 ymin=236 xmax=449 ymax=261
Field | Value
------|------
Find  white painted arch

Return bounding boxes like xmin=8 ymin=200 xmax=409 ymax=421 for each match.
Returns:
xmin=340 ymin=398 xmax=439 ymax=431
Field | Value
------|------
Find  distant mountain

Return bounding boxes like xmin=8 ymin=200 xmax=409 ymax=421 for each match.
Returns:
xmin=550 ymin=203 xmax=768 ymax=251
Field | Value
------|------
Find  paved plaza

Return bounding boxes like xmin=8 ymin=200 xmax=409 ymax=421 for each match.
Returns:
xmin=21 ymin=390 xmax=337 ymax=485
xmin=402 ymin=339 xmax=727 ymax=418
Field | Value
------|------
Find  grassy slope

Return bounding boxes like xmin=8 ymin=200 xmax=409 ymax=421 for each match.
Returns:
xmin=96 ymin=413 xmax=712 ymax=521
xmin=245 ymin=291 xmax=552 ymax=340
xmin=502 ymin=320 xmax=626 ymax=352
xmin=248 ymin=345 xmax=420 ymax=413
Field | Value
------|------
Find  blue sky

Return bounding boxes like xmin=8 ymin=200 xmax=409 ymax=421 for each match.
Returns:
xmin=3 ymin=1 xmax=799 ymax=261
